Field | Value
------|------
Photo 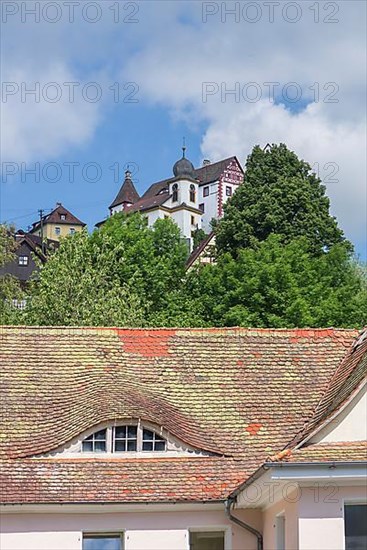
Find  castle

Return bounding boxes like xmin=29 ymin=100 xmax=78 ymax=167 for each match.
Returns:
xmin=107 ymin=148 xmax=244 ymax=250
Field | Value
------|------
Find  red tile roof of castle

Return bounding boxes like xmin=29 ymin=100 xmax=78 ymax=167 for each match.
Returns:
xmin=0 ymin=326 xmax=365 ymax=504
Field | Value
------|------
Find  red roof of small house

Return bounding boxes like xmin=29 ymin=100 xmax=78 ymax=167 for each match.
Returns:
xmin=30 ymin=204 xmax=85 ymax=232
xmin=0 ymin=326 xmax=365 ymax=505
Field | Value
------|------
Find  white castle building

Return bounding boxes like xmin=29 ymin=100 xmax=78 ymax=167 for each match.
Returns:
xmin=107 ymin=148 xmax=244 ymax=250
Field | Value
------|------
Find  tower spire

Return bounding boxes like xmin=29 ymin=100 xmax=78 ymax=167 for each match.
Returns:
xmin=182 ymin=137 xmax=186 ymax=158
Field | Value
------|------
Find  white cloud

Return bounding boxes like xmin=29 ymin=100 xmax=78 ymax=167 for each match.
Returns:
xmin=2 ymin=63 xmax=103 ymax=162
xmin=1 ymin=0 xmax=365 ymax=247
xmin=123 ymin=0 xmax=366 ymax=246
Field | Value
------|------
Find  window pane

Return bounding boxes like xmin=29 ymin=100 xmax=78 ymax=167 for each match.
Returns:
xmin=115 ymin=426 xmax=127 ymax=439
xmin=155 ymin=440 xmax=166 ymax=451
xmin=115 ymin=440 xmax=126 ymax=452
xmin=95 ymin=429 xmax=107 ymax=440
xmin=345 ymin=505 xmax=367 ymax=550
xmin=83 ymin=535 xmax=122 ymax=550
xmin=143 ymin=429 xmax=154 ymax=441
xmin=95 ymin=441 xmax=106 ymax=452
xmin=127 ymin=440 xmax=137 ymax=451
xmin=128 ymin=426 xmax=137 ymax=438
xmin=143 ymin=441 xmax=153 ymax=451
xmin=190 ymin=532 xmax=224 ymax=550
xmin=82 ymin=441 xmax=93 ymax=452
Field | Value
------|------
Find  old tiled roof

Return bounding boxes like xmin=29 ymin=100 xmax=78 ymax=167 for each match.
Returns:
xmin=31 ymin=204 xmax=85 ymax=231
xmin=0 ymin=327 xmax=363 ymax=504
xmin=283 ymin=441 xmax=367 ymax=463
xmin=288 ymin=328 xmax=367 ymax=447
xmin=141 ymin=157 xmax=241 ymax=201
xmin=124 ymin=192 xmax=170 ymax=214
xmin=109 ymin=174 xmax=140 ymax=209
xmin=194 ymin=157 xmax=243 ymax=185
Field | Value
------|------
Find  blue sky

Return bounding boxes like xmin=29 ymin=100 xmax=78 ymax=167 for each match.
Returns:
xmin=1 ymin=1 xmax=366 ymax=259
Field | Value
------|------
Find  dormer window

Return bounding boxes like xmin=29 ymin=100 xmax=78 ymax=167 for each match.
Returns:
xmin=114 ymin=426 xmax=137 ymax=452
xmin=172 ymin=183 xmax=178 ymax=202
xmin=81 ymin=425 xmax=167 ymax=454
xmin=143 ymin=429 xmax=166 ymax=451
xmin=190 ymin=184 xmax=196 ymax=203
xmin=82 ymin=429 xmax=107 ymax=452
xmin=60 ymin=214 xmax=66 ymax=221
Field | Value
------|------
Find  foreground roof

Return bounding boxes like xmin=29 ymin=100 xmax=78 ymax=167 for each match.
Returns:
xmin=0 ymin=326 xmax=364 ymax=504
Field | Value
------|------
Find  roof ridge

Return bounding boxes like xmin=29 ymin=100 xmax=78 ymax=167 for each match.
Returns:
xmin=0 ymin=326 xmax=359 ymax=334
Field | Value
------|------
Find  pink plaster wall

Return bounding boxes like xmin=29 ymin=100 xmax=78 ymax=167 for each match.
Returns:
xmin=262 ymin=489 xmax=299 ymax=550
xmin=0 ymin=509 xmax=262 ymax=550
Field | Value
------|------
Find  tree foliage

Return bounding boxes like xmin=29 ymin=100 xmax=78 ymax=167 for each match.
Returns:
xmin=24 ymin=214 xmax=190 ymax=327
xmin=216 ymin=144 xmax=348 ymax=256
xmin=187 ymin=236 xmax=366 ymax=328
xmin=0 ymin=226 xmax=24 ymax=324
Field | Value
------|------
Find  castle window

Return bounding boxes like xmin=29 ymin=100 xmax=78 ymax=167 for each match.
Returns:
xmin=203 ymin=186 xmax=209 ymax=197
xmin=190 ymin=184 xmax=196 ymax=203
xmin=172 ymin=183 xmax=178 ymax=202
xmin=18 ymin=255 xmax=29 ymax=266
xmin=82 ymin=429 xmax=107 ymax=453
xmin=199 ymin=203 xmax=205 ymax=213
xmin=226 ymin=186 xmax=232 ymax=196
xmin=191 ymin=216 xmax=195 ymax=225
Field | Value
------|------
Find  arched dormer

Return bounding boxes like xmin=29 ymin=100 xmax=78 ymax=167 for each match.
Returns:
xmin=44 ymin=419 xmax=218 ymax=458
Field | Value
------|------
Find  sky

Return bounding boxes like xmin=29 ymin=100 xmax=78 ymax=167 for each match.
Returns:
xmin=1 ymin=0 xmax=366 ymax=259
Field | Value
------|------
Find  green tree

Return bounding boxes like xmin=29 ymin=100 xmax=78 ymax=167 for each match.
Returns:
xmin=25 ymin=214 xmax=190 ymax=327
xmin=25 ymin=230 xmax=144 ymax=326
xmin=190 ymin=235 xmax=366 ymax=328
xmin=192 ymin=228 xmax=207 ymax=250
xmin=0 ymin=225 xmax=23 ymax=324
xmin=216 ymin=144 xmax=348 ymax=256
xmin=92 ymin=213 xmax=189 ymax=321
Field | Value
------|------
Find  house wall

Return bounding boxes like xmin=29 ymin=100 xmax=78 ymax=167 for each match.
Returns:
xmin=199 ymin=182 xmax=218 ymax=232
xmin=0 ymin=241 xmax=39 ymax=284
xmin=262 ymin=488 xmax=299 ymax=550
xmin=262 ymin=485 xmax=367 ymax=550
xmin=310 ymin=385 xmax=366 ymax=444
xmin=32 ymin=223 xmax=83 ymax=241
xmin=297 ymin=485 xmax=366 ymax=550
xmin=0 ymin=509 xmax=262 ymax=550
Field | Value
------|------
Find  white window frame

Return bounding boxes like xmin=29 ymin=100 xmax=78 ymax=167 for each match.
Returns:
xmin=81 ymin=423 xmax=167 ymax=454
xmin=275 ymin=512 xmax=286 ymax=550
xmin=69 ymin=227 xmax=76 ymax=234
xmin=55 ymin=226 xmax=61 ymax=235
xmin=188 ymin=526 xmax=231 ymax=550
xmin=18 ymin=255 xmax=29 ymax=266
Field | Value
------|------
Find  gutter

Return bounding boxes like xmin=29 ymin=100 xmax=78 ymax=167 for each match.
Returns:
xmin=225 ymin=497 xmax=263 ymax=550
